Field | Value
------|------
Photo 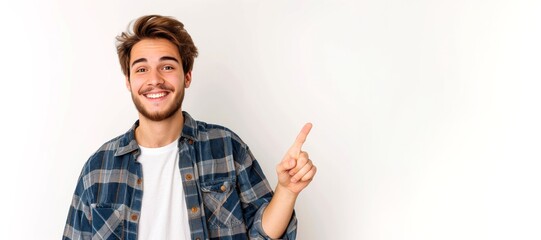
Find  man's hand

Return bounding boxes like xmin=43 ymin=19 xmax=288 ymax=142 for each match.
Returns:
xmin=262 ymin=123 xmax=317 ymax=238
xmin=276 ymin=123 xmax=317 ymax=195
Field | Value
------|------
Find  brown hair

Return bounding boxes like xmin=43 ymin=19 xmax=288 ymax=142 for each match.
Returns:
xmin=116 ymin=15 xmax=198 ymax=77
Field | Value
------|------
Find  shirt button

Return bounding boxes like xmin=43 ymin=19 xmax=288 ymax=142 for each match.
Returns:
xmin=185 ymin=174 xmax=193 ymax=180
xmin=220 ymin=185 xmax=227 ymax=192
xmin=191 ymin=206 xmax=199 ymax=213
xmin=130 ymin=213 xmax=139 ymax=221
xmin=188 ymin=139 xmax=194 ymax=145
xmin=195 ymin=238 xmax=201 ymax=240
xmin=137 ymin=178 xmax=142 ymax=185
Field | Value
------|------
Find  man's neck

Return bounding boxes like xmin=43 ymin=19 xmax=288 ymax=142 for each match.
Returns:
xmin=135 ymin=110 xmax=184 ymax=148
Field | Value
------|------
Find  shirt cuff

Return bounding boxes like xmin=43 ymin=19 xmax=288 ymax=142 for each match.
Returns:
xmin=252 ymin=202 xmax=298 ymax=240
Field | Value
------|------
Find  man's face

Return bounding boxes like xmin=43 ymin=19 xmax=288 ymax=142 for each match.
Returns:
xmin=125 ymin=38 xmax=191 ymax=122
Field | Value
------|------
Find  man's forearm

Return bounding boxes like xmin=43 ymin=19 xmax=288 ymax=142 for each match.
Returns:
xmin=261 ymin=185 xmax=298 ymax=238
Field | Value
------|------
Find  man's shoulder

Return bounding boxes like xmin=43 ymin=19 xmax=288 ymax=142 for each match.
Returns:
xmin=191 ymin=119 xmax=256 ymax=166
xmin=192 ymin=119 xmax=246 ymax=145
xmin=194 ymin=120 xmax=233 ymax=134
xmin=81 ymin=133 xmax=130 ymax=172
xmin=97 ymin=133 xmax=126 ymax=153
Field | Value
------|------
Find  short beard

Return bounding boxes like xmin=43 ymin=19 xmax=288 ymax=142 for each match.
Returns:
xmin=131 ymin=89 xmax=184 ymax=122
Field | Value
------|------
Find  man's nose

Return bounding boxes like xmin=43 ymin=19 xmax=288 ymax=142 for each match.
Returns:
xmin=147 ymin=69 xmax=165 ymax=85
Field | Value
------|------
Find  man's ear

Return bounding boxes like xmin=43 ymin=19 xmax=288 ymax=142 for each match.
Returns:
xmin=125 ymin=75 xmax=131 ymax=91
xmin=184 ymin=71 xmax=192 ymax=88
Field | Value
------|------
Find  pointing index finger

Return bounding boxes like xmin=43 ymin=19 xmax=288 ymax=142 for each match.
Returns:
xmin=290 ymin=123 xmax=313 ymax=153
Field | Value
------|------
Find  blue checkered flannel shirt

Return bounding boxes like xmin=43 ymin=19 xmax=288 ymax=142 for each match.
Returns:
xmin=63 ymin=111 xmax=297 ymax=240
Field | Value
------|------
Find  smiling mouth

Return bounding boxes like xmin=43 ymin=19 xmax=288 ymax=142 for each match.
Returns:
xmin=144 ymin=92 xmax=168 ymax=99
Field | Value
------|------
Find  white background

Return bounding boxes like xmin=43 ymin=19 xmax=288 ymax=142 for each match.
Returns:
xmin=0 ymin=0 xmax=540 ymax=239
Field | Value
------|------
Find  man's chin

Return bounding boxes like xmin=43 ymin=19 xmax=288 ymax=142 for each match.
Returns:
xmin=140 ymin=110 xmax=178 ymax=122
xmin=132 ymin=94 xmax=184 ymax=122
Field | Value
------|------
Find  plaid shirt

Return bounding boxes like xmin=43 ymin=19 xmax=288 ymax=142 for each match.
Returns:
xmin=63 ymin=112 xmax=297 ymax=240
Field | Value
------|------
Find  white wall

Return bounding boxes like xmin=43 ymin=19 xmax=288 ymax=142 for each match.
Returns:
xmin=1 ymin=0 xmax=540 ymax=239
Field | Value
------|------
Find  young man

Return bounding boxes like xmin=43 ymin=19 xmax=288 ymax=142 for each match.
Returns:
xmin=63 ymin=15 xmax=316 ymax=240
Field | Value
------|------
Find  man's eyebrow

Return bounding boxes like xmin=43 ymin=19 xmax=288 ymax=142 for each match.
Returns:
xmin=160 ymin=56 xmax=180 ymax=63
xmin=131 ymin=56 xmax=180 ymax=68
xmin=131 ymin=58 xmax=147 ymax=67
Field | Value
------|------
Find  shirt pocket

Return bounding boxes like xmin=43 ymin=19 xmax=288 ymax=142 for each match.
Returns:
xmin=200 ymin=179 xmax=243 ymax=229
xmin=90 ymin=203 xmax=124 ymax=240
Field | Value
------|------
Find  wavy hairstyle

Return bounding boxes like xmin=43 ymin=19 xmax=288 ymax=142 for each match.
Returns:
xmin=116 ymin=15 xmax=198 ymax=77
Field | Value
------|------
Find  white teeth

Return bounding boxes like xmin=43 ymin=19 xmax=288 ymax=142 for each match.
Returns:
xmin=146 ymin=92 xmax=166 ymax=99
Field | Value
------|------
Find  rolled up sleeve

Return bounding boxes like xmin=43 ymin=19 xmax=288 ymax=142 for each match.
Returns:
xmin=235 ymin=145 xmax=297 ymax=239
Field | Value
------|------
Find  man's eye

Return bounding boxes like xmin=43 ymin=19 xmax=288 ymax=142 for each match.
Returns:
xmin=136 ymin=68 xmax=147 ymax=73
xmin=163 ymin=66 xmax=174 ymax=70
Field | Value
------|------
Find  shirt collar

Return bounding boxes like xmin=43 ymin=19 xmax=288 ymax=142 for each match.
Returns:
xmin=180 ymin=111 xmax=198 ymax=141
xmin=114 ymin=111 xmax=198 ymax=157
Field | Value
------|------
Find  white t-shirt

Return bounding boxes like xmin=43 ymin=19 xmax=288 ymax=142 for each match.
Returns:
xmin=137 ymin=138 xmax=191 ymax=240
